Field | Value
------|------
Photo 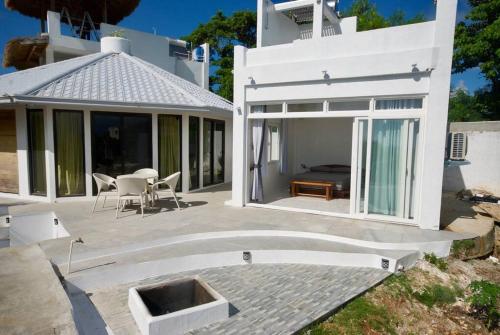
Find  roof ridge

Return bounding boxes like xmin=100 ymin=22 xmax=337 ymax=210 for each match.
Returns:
xmin=23 ymin=52 xmax=114 ymax=96
xmin=120 ymin=52 xmax=206 ymax=106
xmin=132 ymin=54 xmax=232 ymax=106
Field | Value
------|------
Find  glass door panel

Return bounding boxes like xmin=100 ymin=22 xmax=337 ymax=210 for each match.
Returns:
xmin=189 ymin=116 xmax=200 ymax=190
xmin=203 ymin=119 xmax=212 ymax=186
xmin=213 ymin=121 xmax=225 ymax=184
xmin=122 ymin=115 xmax=152 ymax=174
xmin=368 ymin=119 xmax=408 ymax=217
xmin=91 ymin=112 xmax=152 ymax=193
xmin=27 ymin=109 xmax=46 ymax=195
xmin=354 ymin=119 xmax=368 ymax=214
xmin=54 ymin=110 xmax=85 ymax=197
xmin=158 ymin=114 xmax=182 ymax=191
xmin=203 ymin=119 xmax=225 ymax=187
xmin=353 ymin=118 xmax=421 ymax=220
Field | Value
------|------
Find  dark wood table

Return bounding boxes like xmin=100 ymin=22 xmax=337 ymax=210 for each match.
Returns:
xmin=290 ymin=180 xmax=336 ymax=201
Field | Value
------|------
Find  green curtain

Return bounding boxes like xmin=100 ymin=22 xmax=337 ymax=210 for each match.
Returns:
xmin=368 ymin=119 xmax=405 ymax=217
xmin=28 ymin=111 xmax=46 ymax=195
xmin=55 ymin=111 xmax=85 ymax=196
xmin=158 ymin=115 xmax=181 ymax=180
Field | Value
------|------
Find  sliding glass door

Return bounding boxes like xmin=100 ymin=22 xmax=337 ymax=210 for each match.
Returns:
xmin=203 ymin=119 xmax=225 ymax=187
xmin=27 ymin=109 xmax=46 ymax=195
xmin=91 ymin=112 xmax=152 ymax=190
xmin=353 ymin=118 xmax=420 ymax=220
xmin=189 ymin=116 xmax=200 ymax=190
xmin=158 ymin=114 xmax=182 ymax=191
xmin=54 ymin=110 xmax=85 ymax=197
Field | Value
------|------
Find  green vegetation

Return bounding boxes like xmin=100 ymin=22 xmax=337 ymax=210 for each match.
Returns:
xmin=413 ymin=284 xmax=462 ymax=308
xmin=344 ymin=0 xmax=425 ymax=32
xmin=451 ymin=239 xmax=476 ymax=258
xmin=304 ymin=296 xmax=397 ymax=335
xmin=107 ymin=29 xmax=126 ymax=38
xmin=423 ymin=253 xmax=448 ymax=271
xmin=182 ymin=11 xmax=257 ymax=101
xmin=384 ymin=273 xmax=413 ymax=299
xmin=451 ymin=0 xmax=500 ymax=121
xmin=468 ymin=280 xmax=500 ymax=330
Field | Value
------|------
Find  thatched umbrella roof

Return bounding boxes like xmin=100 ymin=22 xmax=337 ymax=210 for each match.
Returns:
xmin=3 ymin=35 xmax=49 ymax=70
xmin=4 ymin=0 xmax=140 ymax=25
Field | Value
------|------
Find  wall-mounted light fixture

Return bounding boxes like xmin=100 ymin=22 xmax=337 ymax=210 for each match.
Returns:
xmin=242 ymin=251 xmax=252 ymax=262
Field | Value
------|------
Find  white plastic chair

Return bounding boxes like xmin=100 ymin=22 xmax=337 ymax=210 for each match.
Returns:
xmin=115 ymin=177 xmax=148 ymax=219
xmin=151 ymin=172 xmax=181 ymax=210
xmin=92 ymin=173 xmax=117 ymax=213
xmin=134 ymin=168 xmax=159 ymax=185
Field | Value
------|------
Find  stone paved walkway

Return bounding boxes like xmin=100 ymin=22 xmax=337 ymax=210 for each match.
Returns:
xmin=90 ymin=264 xmax=389 ymax=335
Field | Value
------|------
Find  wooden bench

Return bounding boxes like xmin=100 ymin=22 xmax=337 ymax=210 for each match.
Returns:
xmin=290 ymin=180 xmax=336 ymax=201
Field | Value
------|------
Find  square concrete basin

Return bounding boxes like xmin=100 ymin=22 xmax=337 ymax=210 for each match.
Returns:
xmin=129 ymin=277 xmax=229 ymax=335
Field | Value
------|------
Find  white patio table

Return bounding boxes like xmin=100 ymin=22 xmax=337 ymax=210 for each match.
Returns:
xmin=117 ymin=173 xmax=157 ymax=207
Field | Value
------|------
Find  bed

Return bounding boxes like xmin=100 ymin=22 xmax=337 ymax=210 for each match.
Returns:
xmin=290 ymin=165 xmax=351 ymax=199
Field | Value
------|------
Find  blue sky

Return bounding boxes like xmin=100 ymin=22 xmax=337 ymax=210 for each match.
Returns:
xmin=0 ymin=0 xmax=487 ymax=92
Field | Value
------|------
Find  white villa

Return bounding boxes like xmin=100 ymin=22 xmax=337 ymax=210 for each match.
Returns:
xmin=230 ymin=0 xmax=458 ymax=230
xmin=0 ymin=37 xmax=233 ymax=202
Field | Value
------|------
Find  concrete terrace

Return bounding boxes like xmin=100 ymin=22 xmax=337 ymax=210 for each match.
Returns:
xmin=4 ymin=184 xmax=468 ymax=259
xmin=0 ymin=184 xmax=473 ymax=335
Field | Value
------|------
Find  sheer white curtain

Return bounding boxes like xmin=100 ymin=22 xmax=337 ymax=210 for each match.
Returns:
xmin=368 ymin=119 xmax=406 ymax=217
xmin=251 ymin=106 xmax=268 ymax=202
xmin=376 ymin=99 xmax=423 ymax=110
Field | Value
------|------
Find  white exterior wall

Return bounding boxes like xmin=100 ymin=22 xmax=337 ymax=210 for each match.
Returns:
xmin=101 ymin=23 xmax=176 ymax=73
xmin=2 ymin=103 xmax=232 ymax=202
xmin=231 ymin=0 xmax=458 ymax=230
xmin=443 ymin=122 xmax=500 ymax=195
xmin=44 ymin=11 xmax=208 ymax=88
xmin=292 ymin=118 xmax=352 ymax=173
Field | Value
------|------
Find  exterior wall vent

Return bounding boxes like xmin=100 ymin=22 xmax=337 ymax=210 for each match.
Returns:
xmin=450 ymin=132 xmax=467 ymax=160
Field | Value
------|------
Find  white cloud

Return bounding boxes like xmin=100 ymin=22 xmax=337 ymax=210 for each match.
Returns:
xmin=455 ymin=79 xmax=469 ymax=93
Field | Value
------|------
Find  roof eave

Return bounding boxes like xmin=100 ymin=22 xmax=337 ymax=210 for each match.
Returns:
xmin=8 ymin=95 xmax=233 ymax=115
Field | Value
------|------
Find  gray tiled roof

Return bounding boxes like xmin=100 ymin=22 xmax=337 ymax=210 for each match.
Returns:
xmin=0 ymin=52 xmax=232 ymax=112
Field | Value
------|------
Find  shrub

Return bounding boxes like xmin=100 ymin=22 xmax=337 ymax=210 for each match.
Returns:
xmin=423 ymin=252 xmax=448 ymax=271
xmin=414 ymin=284 xmax=458 ymax=308
xmin=468 ymin=280 xmax=500 ymax=330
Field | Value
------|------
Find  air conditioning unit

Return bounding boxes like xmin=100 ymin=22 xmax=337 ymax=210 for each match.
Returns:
xmin=449 ymin=132 xmax=467 ymax=160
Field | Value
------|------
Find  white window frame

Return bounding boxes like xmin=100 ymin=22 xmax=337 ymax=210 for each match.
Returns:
xmin=245 ymin=95 xmax=427 ymax=227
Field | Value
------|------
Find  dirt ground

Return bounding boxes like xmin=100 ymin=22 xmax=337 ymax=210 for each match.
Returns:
xmin=368 ymin=257 xmax=500 ymax=335
xmin=305 ymin=255 xmax=499 ymax=335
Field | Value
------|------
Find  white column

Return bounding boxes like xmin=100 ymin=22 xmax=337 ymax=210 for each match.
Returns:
xmin=229 ymin=46 xmax=248 ymax=207
xmin=45 ymin=108 xmax=56 ymax=202
xmin=419 ymin=0 xmax=458 ymax=230
xmin=313 ymin=0 xmax=325 ymax=39
xmin=181 ymin=114 xmax=190 ymax=192
xmin=83 ymin=109 xmax=92 ymax=198
xmin=256 ymin=0 xmax=266 ymax=48
xmin=15 ymin=106 xmax=29 ymax=197
xmin=152 ymin=113 xmax=159 ymax=171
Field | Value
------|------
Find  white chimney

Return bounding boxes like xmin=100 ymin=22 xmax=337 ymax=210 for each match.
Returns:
xmin=101 ymin=36 xmax=131 ymax=54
